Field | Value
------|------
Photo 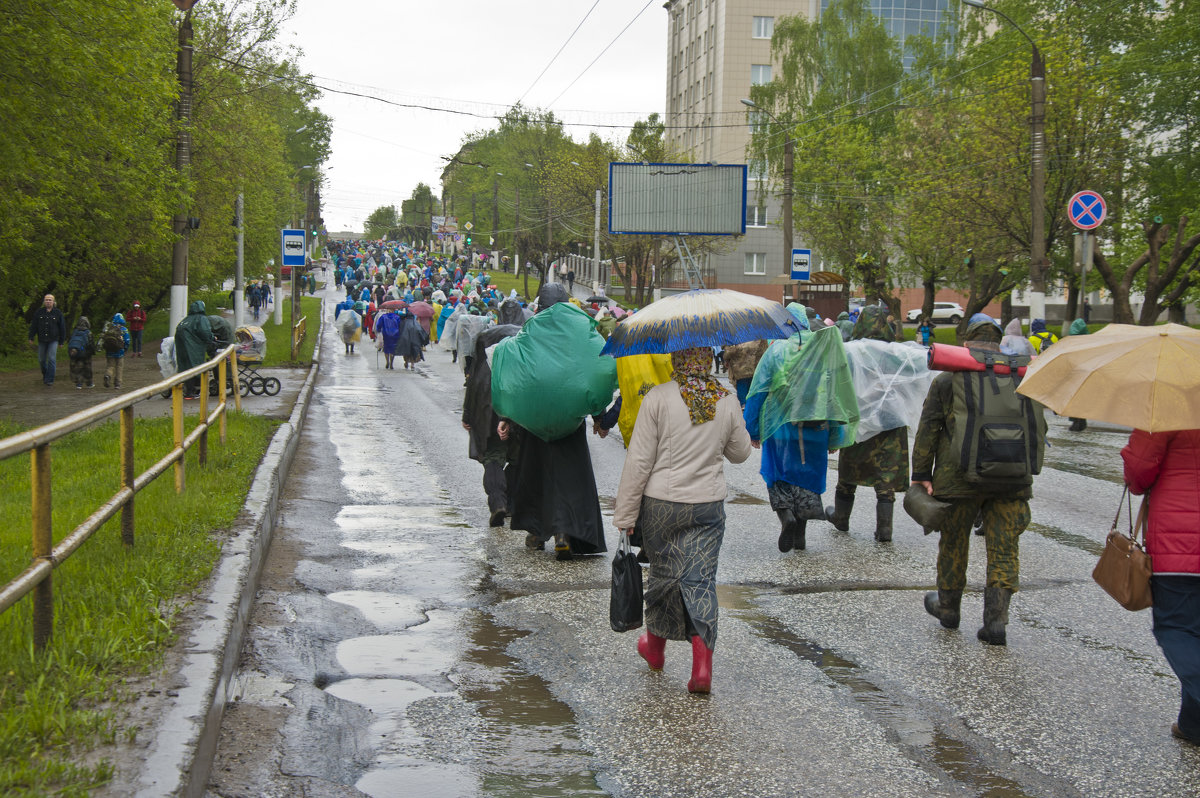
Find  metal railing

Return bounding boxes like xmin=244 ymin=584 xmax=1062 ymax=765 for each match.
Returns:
xmin=0 ymin=345 xmax=242 ymax=649
xmin=291 ymin=315 xmax=307 ymax=360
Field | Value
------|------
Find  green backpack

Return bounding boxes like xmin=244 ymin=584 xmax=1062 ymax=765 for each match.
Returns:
xmin=949 ymin=350 xmax=1047 ymax=486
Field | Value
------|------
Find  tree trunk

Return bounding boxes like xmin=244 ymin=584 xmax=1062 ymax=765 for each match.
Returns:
xmin=1064 ymin=283 xmax=1079 ymax=325
xmin=921 ymin=275 xmax=936 ymax=320
xmin=1168 ymin=303 xmax=1187 ymax=324
xmin=1000 ymin=295 xmax=1013 ymax=327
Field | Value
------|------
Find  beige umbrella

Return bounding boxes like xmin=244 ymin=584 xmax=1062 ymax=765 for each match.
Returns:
xmin=1015 ymin=323 xmax=1200 ymax=432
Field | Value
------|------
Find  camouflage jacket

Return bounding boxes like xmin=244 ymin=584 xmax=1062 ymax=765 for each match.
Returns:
xmin=911 ymin=372 xmax=1033 ymax=499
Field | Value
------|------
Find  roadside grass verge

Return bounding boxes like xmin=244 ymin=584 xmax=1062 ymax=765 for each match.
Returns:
xmin=0 ymin=413 xmax=279 ymax=795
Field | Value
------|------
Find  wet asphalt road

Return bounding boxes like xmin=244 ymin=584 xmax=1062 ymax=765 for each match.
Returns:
xmin=206 ymin=287 xmax=1200 ymax=798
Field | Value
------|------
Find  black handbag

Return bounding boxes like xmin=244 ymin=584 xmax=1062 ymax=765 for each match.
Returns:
xmin=609 ymin=534 xmax=644 ymax=632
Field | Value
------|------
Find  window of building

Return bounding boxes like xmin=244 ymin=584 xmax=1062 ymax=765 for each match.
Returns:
xmin=747 ymin=203 xmax=768 ymax=227
xmin=751 ymin=64 xmax=772 ymax=85
xmin=752 ymin=16 xmax=774 ymax=39
xmin=745 ymin=252 xmax=767 ymax=275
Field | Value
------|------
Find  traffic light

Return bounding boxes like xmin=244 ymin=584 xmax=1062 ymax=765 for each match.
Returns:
xmin=466 ymin=235 xmax=472 ymax=245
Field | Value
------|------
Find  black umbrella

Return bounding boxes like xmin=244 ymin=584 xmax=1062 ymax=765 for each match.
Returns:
xmin=585 ymin=295 xmax=611 ymax=304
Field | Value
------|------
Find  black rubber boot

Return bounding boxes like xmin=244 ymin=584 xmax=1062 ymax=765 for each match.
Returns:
xmin=793 ymin=520 xmax=807 ymax=551
xmin=874 ymin=498 xmax=894 ymax=542
xmin=924 ymin=589 xmax=963 ymax=629
xmin=824 ymin=489 xmax=854 ymax=532
xmin=977 ymin=587 xmax=1012 ymax=646
xmin=776 ymin=508 xmax=797 ymax=552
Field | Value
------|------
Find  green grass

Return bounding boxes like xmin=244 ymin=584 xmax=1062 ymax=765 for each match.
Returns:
xmin=0 ymin=413 xmax=279 ymax=795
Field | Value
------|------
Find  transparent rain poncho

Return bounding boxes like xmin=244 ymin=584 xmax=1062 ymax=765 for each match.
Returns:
xmin=745 ymin=325 xmax=859 ymax=450
xmin=842 ymin=339 xmax=935 ymax=443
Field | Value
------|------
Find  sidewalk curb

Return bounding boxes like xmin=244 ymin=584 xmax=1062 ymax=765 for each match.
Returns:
xmin=133 ymin=312 xmax=324 ymax=798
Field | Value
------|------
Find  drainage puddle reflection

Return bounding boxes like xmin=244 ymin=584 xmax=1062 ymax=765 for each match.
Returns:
xmin=321 ymin=608 xmax=604 ymax=797
xmin=726 ymin=588 xmax=1034 ymax=798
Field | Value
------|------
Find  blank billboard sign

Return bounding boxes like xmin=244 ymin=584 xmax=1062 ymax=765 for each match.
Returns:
xmin=609 ymin=162 xmax=747 ymax=236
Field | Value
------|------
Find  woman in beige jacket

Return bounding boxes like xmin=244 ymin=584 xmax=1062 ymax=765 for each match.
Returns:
xmin=614 ymin=347 xmax=753 ymax=693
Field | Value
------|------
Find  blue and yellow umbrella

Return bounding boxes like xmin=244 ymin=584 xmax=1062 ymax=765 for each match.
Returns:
xmin=599 ymin=289 xmax=799 ymax=357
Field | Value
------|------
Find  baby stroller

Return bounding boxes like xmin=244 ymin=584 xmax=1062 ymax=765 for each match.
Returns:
xmin=235 ymin=325 xmax=280 ymax=396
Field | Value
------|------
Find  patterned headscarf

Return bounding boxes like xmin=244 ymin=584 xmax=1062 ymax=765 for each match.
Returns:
xmin=670 ymin=347 xmax=728 ymax=425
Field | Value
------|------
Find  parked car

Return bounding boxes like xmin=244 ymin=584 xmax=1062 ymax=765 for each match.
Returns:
xmin=906 ymin=302 xmax=965 ymax=323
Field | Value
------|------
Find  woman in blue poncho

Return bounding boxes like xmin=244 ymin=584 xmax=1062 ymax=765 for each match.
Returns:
xmin=744 ymin=310 xmax=858 ymax=553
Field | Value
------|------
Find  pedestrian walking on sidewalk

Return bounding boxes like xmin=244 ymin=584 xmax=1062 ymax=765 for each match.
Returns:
xmin=67 ymin=316 xmax=95 ymax=389
xmin=127 ymin=301 xmax=147 ymax=357
xmin=28 ymin=293 xmax=66 ymax=386
xmin=614 ymin=346 xmax=752 ymax=694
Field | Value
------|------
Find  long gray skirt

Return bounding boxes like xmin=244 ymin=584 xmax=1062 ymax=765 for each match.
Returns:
xmin=639 ymin=496 xmax=725 ymax=650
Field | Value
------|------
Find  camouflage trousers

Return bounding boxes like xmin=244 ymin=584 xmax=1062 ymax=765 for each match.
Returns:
xmin=936 ymin=496 xmax=1030 ymax=592
xmin=835 ymin=480 xmax=894 ymax=502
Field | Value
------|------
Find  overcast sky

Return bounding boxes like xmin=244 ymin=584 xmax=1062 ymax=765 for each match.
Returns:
xmin=279 ymin=0 xmax=669 ymax=233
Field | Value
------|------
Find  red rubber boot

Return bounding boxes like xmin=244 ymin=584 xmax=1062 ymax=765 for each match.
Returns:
xmin=637 ymin=632 xmax=666 ymax=670
xmin=687 ymin=635 xmax=713 ymax=693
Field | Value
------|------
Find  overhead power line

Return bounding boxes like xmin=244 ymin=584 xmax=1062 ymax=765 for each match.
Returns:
xmin=518 ymin=0 xmax=603 ymax=105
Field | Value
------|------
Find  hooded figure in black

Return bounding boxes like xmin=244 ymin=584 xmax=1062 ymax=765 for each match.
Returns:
xmin=497 ymin=282 xmax=606 ymax=560
xmin=462 ymin=324 xmax=522 ymax=526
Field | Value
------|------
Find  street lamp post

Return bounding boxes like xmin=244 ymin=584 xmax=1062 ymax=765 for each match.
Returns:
xmin=963 ymin=0 xmax=1046 ymax=321
xmin=742 ymin=99 xmax=794 ymax=287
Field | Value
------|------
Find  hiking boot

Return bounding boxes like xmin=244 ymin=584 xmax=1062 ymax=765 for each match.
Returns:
xmin=103 ymin=375 xmax=110 ymax=387
xmin=554 ymin=536 xmax=572 ymax=561
xmin=874 ymin=498 xmax=894 ymax=543
xmin=977 ymin=587 xmax=1013 ymax=646
xmin=824 ymin=489 xmax=854 ymax=532
xmin=924 ymin=589 xmax=963 ymax=629
xmin=524 ymin=534 xmax=545 ymax=550
xmin=488 ymin=509 xmax=506 ymax=527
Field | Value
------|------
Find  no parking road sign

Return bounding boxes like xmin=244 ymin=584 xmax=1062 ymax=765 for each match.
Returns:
xmin=1068 ymin=190 xmax=1106 ymax=230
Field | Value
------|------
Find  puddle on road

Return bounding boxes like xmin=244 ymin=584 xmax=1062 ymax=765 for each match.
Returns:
xmin=725 ymin=586 xmax=1035 ymax=798
xmin=322 ymin=607 xmax=603 ymax=798
xmin=327 ymin=591 xmax=428 ymax=632
xmin=455 ymin=611 xmax=607 ymax=797
xmin=726 ymin=490 xmax=768 ymax=506
xmin=1043 ymin=429 xmax=1126 ymax=484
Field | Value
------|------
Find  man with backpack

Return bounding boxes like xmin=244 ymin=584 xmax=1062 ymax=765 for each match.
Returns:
xmin=101 ymin=313 xmax=130 ymax=388
xmin=248 ymin=282 xmax=263 ymax=321
xmin=914 ymin=315 xmax=1048 ymax=646
xmin=67 ymin=316 xmax=95 ymax=389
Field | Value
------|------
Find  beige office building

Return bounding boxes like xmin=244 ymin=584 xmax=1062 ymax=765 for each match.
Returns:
xmin=663 ymin=0 xmax=821 ymax=301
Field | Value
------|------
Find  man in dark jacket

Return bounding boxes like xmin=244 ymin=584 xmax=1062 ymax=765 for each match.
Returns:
xmin=28 ymin=293 xmax=67 ymax=386
xmin=914 ymin=316 xmax=1046 ymax=646
xmin=175 ymin=301 xmax=214 ymax=399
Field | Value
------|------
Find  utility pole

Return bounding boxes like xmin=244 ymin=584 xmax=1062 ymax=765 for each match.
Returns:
xmin=470 ymin=192 xmax=477 ymax=260
xmin=593 ymin=188 xmax=602 ymax=291
xmin=545 ymin=195 xmax=552 ymax=287
xmin=514 ymin=185 xmax=521 ymax=278
xmin=1029 ymin=46 xmax=1047 ymax=320
xmin=234 ymin=191 xmax=244 ymax=329
xmin=782 ymin=134 xmax=794 ymax=282
xmin=492 ymin=175 xmax=500 ymax=257
xmin=169 ymin=7 xmax=196 ymax=336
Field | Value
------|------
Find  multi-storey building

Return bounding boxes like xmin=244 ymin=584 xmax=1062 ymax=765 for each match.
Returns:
xmin=662 ymin=0 xmax=955 ymax=304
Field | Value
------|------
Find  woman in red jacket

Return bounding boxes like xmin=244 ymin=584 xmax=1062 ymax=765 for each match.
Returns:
xmin=1122 ymin=428 xmax=1200 ymax=745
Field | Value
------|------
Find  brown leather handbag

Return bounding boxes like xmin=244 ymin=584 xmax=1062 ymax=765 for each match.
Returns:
xmin=1092 ymin=488 xmax=1153 ymax=611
